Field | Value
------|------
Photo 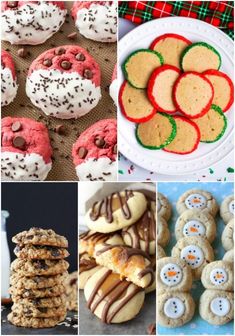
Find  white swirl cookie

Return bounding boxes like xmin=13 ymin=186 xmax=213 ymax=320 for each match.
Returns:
xmin=157 ymin=216 xmax=170 ymax=247
xmin=223 ymin=249 xmax=234 ymax=263
xmin=158 ymin=291 xmax=195 ymax=327
xmin=199 ymin=289 xmax=234 ymax=325
xmin=122 ymin=199 xmax=156 ymax=255
xmin=157 ymin=257 xmax=193 ymax=294
xmin=220 ymin=195 xmax=234 ymax=224
xmin=222 ymin=219 xmax=234 ymax=251
xmin=79 ymin=230 xmax=124 ymax=257
xmin=85 ymin=190 xmax=147 ymax=233
xmin=157 ymin=192 xmax=171 ymax=220
xmin=176 ymin=189 xmax=218 ymax=217
xmin=157 ymin=244 xmax=166 ymax=259
xmin=79 ymin=252 xmax=102 ymax=290
xmin=94 ymin=244 xmax=154 ymax=288
xmin=171 ymin=237 xmax=214 ymax=279
xmin=201 ymin=260 xmax=233 ymax=291
xmin=175 ymin=209 xmax=216 ymax=243
xmin=84 ymin=267 xmax=145 ymax=323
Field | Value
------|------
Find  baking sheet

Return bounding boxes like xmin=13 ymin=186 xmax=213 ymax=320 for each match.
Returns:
xmin=1 ymin=1 xmax=117 ymax=181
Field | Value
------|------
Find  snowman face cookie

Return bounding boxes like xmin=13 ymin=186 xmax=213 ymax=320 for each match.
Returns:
xmin=199 ymin=289 xmax=234 ymax=325
xmin=171 ymin=237 xmax=214 ymax=279
xmin=201 ymin=260 xmax=233 ymax=291
xmin=222 ymin=219 xmax=234 ymax=251
xmin=158 ymin=257 xmax=192 ymax=293
xmin=157 ymin=192 xmax=171 ymax=221
xmin=177 ymin=189 xmax=218 ymax=217
xmin=158 ymin=291 xmax=195 ymax=327
xmin=220 ymin=195 xmax=234 ymax=224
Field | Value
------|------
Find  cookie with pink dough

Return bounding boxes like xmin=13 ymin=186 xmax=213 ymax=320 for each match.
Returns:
xmin=71 ymin=1 xmax=117 ymax=43
xmin=72 ymin=119 xmax=117 ymax=181
xmin=1 ymin=1 xmax=67 ymax=45
xmin=1 ymin=50 xmax=18 ymax=106
xmin=1 ymin=117 xmax=52 ymax=181
xmin=26 ymin=45 xmax=101 ymax=119
xmin=109 ymin=64 xmax=117 ymax=105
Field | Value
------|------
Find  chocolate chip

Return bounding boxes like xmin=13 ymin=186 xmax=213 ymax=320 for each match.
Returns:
xmin=38 ymin=307 xmax=47 ymax=313
xmin=51 ymin=248 xmax=61 ymax=257
xmin=113 ymin=144 xmax=117 ymax=154
xmin=7 ymin=1 xmax=18 ymax=8
xmin=83 ymin=69 xmax=93 ymax=79
xmin=26 ymin=235 xmax=34 ymax=239
xmin=61 ymin=60 xmax=71 ymax=70
xmin=78 ymin=147 xmax=88 ymax=159
xmin=17 ymin=48 xmax=27 ymax=58
xmin=55 ymin=47 xmax=65 ymax=55
xmin=95 ymin=137 xmax=105 ymax=148
xmin=76 ymin=53 xmax=85 ymax=61
xmin=34 ymin=260 xmax=48 ymax=270
xmin=43 ymin=58 xmax=52 ymax=67
xmin=13 ymin=136 xmax=26 ymax=150
xmin=11 ymin=121 xmax=22 ymax=132
xmin=67 ymin=32 xmax=77 ymax=40
xmin=70 ymin=278 xmax=77 ymax=286
xmin=55 ymin=124 xmax=66 ymax=135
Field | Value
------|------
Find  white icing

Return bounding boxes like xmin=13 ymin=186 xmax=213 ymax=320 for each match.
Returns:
xmin=183 ymin=220 xmax=206 ymax=237
xmin=210 ymin=297 xmax=230 ymax=317
xmin=75 ymin=2 xmax=117 ymax=42
xmin=1 ymin=2 xmax=67 ymax=45
xmin=185 ymin=193 xmax=207 ymax=210
xmin=26 ymin=69 xmax=101 ymax=119
xmin=1 ymin=152 xmax=51 ymax=181
xmin=160 ymin=263 xmax=183 ymax=287
xmin=180 ymin=245 xmax=204 ymax=269
xmin=76 ymin=157 xmax=117 ymax=181
xmin=109 ymin=78 xmax=117 ymax=105
xmin=164 ymin=297 xmax=185 ymax=319
xmin=1 ymin=66 xmax=18 ymax=106
xmin=210 ymin=268 xmax=228 ymax=286
xmin=229 ymin=200 xmax=234 ymax=214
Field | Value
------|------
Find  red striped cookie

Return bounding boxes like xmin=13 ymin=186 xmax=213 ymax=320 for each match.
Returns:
xmin=147 ymin=65 xmax=180 ymax=114
xmin=163 ymin=116 xmax=200 ymax=155
xmin=119 ymin=81 xmax=156 ymax=123
xmin=173 ymin=72 xmax=214 ymax=119
xmin=150 ymin=33 xmax=191 ymax=68
xmin=203 ymin=70 xmax=234 ymax=112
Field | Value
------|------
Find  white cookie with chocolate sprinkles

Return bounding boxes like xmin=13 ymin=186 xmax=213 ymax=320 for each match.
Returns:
xmin=1 ymin=1 xmax=67 ymax=45
xmin=26 ymin=45 xmax=101 ymax=119
xmin=71 ymin=1 xmax=117 ymax=43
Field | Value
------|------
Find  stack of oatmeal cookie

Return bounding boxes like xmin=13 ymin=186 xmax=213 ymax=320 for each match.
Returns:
xmin=8 ymin=228 xmax=70 ymax=328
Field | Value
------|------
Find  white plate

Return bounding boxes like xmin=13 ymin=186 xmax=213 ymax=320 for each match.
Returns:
xmin=118 ymin=17 xmax=234 ymax=175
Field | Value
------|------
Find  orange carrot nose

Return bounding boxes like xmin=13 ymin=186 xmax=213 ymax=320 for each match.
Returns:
xmin=188 ymin=254 xmax=196 ymax=260
xmin=190 ymin=227 xmax=198 ymax=232
xmin=216 ymin=274 xmax=223 ymax=279
xmin=192 ymin=198 xmax=200 ymax=204
xmin=167 ymin=271 xmax=177 ymax=277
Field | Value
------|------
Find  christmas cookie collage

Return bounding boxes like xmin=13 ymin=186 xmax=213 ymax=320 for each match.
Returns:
xmin=0 ymin=1 xmax=234 ymax=336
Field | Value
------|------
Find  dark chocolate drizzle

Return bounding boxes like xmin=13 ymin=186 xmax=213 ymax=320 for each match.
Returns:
xmin=89 ymin=190 xmax=134 ymax=223
xmin=79 ymin=256 xmax=97 ymax=274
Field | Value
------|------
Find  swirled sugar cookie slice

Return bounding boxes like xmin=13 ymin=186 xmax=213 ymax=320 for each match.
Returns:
xmin=85 ymin=190 xmax=147 ymax=233
xmin=175 ymin=209 xmax=216 ymax=243
xmin=203 ymin=70 xmax=234 ymax=112
xmin=157 ymin=257 xmax=193 ymax=294
xmin=150 ymin=33 xmax=191 ymax=68
xmin=201 ymin=260 xmax=233 ymax=291
xmin=84 ymin=267 xmax=145 ymax=323
xmin=193 ymin=105 xmax=227 ymax=143
xmin=94 ymin=244 xmax=154 ymax=288
xmin=173 ymin=72 xmax=214 ymax=118
xmin=220 ymin=194 xmax=234 ymax=224
xmin=171 ymin=236 xmax=214 ymax=279
xmin=176 ymin=189 xmax=218 ymax=217
xmin=1 ymin=50 xmax=18 ymax=106
xmin=119 ymin=81 xmax=156 ymax=123
xmin=221 ymin=219 xmax=234 ymax=251
xmin=123 ymin=49 xmax=163 ymax=89
xmin=199 ymin=289 xmax=234 ymax=325
xmin=163 ymin=116 xmax=200 ymax=154
xmin=26 ymin=45 xmax=101 ymax=119
xmin=158 ymin=291 xmax=195 ymax=327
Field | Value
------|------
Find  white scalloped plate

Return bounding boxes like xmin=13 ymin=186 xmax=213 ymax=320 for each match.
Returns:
xmin=118 ymin=17 xmax=234 ymax=175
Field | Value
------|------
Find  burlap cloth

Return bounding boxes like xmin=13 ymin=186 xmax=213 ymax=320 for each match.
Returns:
xmin=1 ymin=1 xmax=117 ymax=181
